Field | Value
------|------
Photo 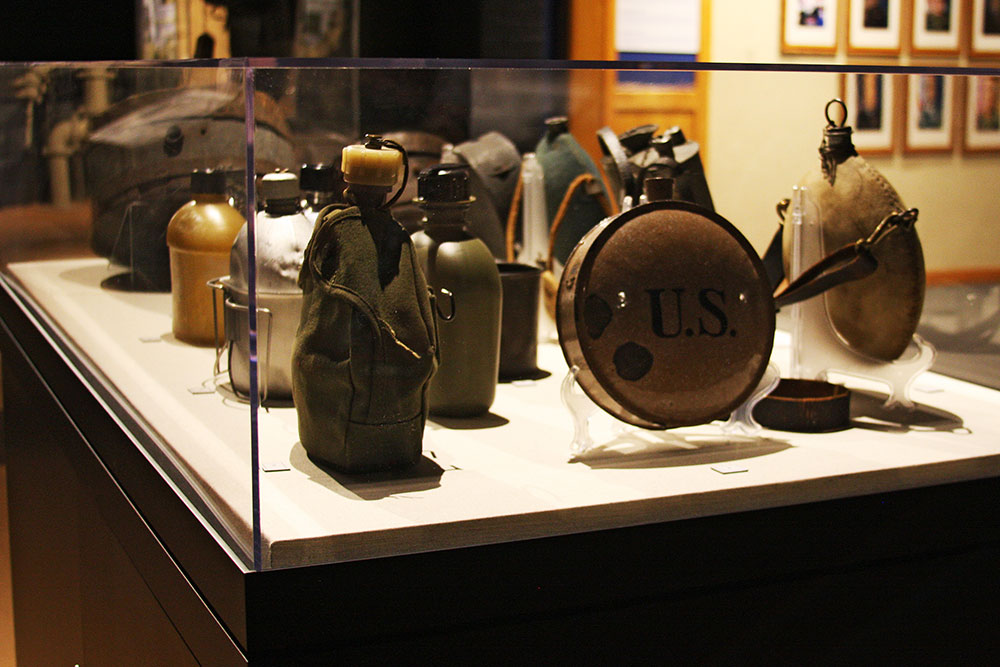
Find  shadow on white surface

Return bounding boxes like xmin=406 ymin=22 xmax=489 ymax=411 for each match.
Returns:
xmin=850 ymin=389 xmax=966 ymax=434
xmin=289 ymin=442 xmax=446 ymax=501
xmin=572 ymin=433 xmax=791 ymax=470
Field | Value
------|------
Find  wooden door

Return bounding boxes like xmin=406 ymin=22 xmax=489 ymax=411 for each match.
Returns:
xmin=568 ymin=0 xmax=710 ymax=168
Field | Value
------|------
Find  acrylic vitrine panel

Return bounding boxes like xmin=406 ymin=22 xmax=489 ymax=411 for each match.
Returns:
xmin=3 ymin=59 xmax=1000 ymax=574
xmin=241 ymin=60 xmax=1000 ymax=571
xmin=0 ymin=62 xmax=264 ymax=567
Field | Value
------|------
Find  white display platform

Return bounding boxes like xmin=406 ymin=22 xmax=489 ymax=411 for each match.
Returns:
xmin=9 ymin=258 xmax=1000 ymax=568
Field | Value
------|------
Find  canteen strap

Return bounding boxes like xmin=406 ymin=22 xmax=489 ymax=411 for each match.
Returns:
xmin=544 ymin=173 xmax=614 ymax=272
xmin=773 ymin=208 xmax=918 ymax=309
xmin=505 ymin=170 xmax=614 ymax=265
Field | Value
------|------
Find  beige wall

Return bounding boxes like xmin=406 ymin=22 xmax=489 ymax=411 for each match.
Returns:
xmin=705 ymin=0 xmax=1000 ymax=272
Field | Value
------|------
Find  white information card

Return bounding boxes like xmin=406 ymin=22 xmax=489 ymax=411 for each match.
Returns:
xmin=615 ymin=0 xmax=702 ymax=55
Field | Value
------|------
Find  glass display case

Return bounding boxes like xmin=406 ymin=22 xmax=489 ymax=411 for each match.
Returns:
xmin=2 ymin=56 xmax=1000 ymax=662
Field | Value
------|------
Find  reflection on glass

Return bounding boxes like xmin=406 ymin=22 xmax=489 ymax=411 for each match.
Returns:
xmin=925 ymin=0 xmax=951 ymax=32
xmin=918 ymin=75 xmax=944 ymax=129
xmin=977 ymin=76 xmax=1000 ymax=131
xmin=857 ymin=73 xmax=883 ymax=130
xmin=864 ymin=0 xmax=889 ymax=29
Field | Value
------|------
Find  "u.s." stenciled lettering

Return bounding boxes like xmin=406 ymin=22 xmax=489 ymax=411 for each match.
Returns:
xmin=646 ymin=288 xmax=733 ymax=339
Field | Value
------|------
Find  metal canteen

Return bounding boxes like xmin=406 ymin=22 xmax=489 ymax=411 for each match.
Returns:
xmin=211 ymin=277 xmax=301 ymax=402
xmin=597 ymin=124 xmax=714 ymax=214
xmin=557 ymin=199 xmax=775 ymax=429
xmin=223 ymin=174 xmax=312 ymax=401
xmin=292 ymin=135 xmax=436 ymax=473
xmin=785 ymin=100 xmax=924 ymax=361
xmin=382 ymin=130 xmax=448 ymax=232
xmin=411 ymin=164 xmax=502 ymax=417
xmin=166 ymin=169 xmax=245 ymax=346
xmin=596 ymin=124 xmax=655 ymax=206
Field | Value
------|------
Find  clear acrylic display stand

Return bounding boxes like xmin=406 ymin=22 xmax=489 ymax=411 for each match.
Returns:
xmin=517 ymin=152 xmax=549 ymax=267
xmin=561 ymin=363 xmax=781 ymax=458
xmin=786 ymin=186 xmax=935 ymax=409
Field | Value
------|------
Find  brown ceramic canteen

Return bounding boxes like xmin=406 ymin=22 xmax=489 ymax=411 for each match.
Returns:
xmin=557 ymin=200 xmax=775 ymax=429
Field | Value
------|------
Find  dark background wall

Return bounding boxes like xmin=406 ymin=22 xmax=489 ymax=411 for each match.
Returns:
xmin=1 ymin=1 xmax=568 ymax=61
xmin=2 ymin=0 xmax=138 ymax=61
xmin=0 ymin=1 xmax=570 ymax=204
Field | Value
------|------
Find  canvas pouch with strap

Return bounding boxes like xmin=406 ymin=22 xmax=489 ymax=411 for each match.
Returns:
xmin=292 ymin=204 xmax=437 ymax=473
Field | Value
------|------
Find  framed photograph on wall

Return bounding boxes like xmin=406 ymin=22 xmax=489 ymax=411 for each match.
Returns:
xmin=848 ymin=0 xmax=903 ymax=54
xmin=843 ymin=72 xmax=897 ymax=152
xmin=971 ymin=0 xmax=1000 ymax=56
xmin=904 ymin=74 xmax=955 ymax=152
xmin=912 ymin=0 xmax=962 ymax=54
xmin=964 ymin=75 xmax=1000 ymax=151
xmin=782 ymin=0 xmax=840 ymax=53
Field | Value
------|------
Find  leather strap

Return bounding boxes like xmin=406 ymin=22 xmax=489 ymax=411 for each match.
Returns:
xmin=773 ymin=241 xmax=877 ymax=309
xmin=544 ymin=173 xmax=614 ymax=272
xmin=762 ymin=199 xmax=789 ymax=290
xmin=770 ymin=207 xmax=918 ymax=309
xmin=597 ymin=126 xmax=631 ymax=204
xmin=504 ymin=171 xmax=524 ymax=262
xmin=505 ymin=171 xmax=614 ymax=265
xmin=762 ymin=227 xmax=786 ymax=291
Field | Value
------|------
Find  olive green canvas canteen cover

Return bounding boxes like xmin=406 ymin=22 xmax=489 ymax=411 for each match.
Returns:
xmin=292 ymin=205 xmax=437 ymax=473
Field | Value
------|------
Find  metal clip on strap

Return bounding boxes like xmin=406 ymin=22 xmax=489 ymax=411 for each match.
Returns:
xmin=762 ymin=198 xmax=791 ymax=290
xmin=864 ymin=207 xmax=917 ymax=245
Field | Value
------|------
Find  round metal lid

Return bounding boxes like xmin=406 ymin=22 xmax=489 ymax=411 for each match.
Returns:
xmin=557 ymin=200 xmax=775 ymax=429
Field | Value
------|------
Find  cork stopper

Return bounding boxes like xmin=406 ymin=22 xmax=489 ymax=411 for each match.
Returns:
xmin=545 ymin=116 xmax=569 ymax=141
xmin=341 ymin=136 xmax=402 ymax=188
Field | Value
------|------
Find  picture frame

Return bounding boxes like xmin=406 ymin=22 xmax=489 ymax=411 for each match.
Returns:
xmin=781 ymin=0 xmax=840 ymax=53
xmin=904 ymin=74 xmax=955 ymax=152
xmin=848 ymin=0 xmax=903 ymax=54
xmin=911 ymin=0 xmax=962 ymax=54
xmin=842 ymin=72 xmax=897 ymax=152
xmin=971 ymin=0 xmax=1000 ymax=57
xmin=964 ymin=75 xmax=1000 ymax=151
